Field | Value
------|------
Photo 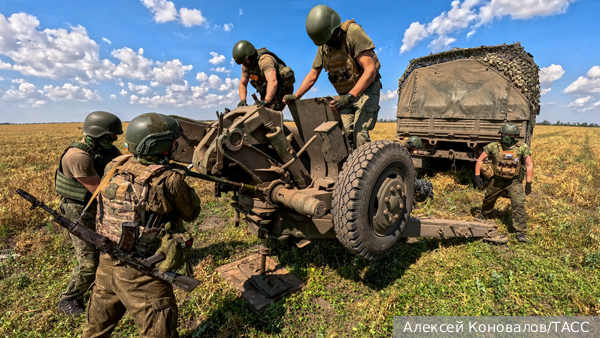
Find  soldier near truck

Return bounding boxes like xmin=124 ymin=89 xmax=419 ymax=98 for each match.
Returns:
xmin=474 ymin=123 xmax=533 ymax=243
xmin=233 ymin=40 xmax=295 ymax=112
xmin=83 ymin=113 xmax=201 ymax=338
xmin=283 ymin=4 xmax=382 ymax=150
xmin=55 ymin=111 xmax=123 ymax=316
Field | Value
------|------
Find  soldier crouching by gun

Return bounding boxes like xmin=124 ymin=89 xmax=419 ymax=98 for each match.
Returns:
xmin=399 ymin=136 xmax=435 ymax=202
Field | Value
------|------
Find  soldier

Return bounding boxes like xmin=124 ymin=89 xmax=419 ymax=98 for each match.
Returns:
xmin=56 ymin=111 xmax=123 ymax=316
xmin=474 ymin=123 xmax=533 ymax=242
xmin=233 ymin=40 xmax=295 ymax=112
xmin=82 ymin=113 xmax=201 ymax=338
xmin=400 ymin=136 xmax=424 ymax=153
xmin=283 ymin=4 xmax=382 ymax=149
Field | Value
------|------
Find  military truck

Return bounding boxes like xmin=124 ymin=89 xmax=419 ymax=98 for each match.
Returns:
xmin=395 ymin=43 xmax=540 ymax=171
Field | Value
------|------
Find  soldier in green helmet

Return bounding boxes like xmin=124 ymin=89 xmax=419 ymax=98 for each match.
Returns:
xmin=400 ymin=136 xmax=424 ymax=153
xmin=283 ymin=4 xmax=382 ymax=149
xmin=233 ymin=40 xmax=295 ymax=111
xmin=474 ymin=123 xmax=534 ymax=242
xmin=55 ymin=111 xmax=123 ymax=316
xmin=83 ymin=113 xmax=201 ymax=338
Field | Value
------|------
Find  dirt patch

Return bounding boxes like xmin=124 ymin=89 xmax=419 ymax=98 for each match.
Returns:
xmin=196 ymin=216 xmax=226 ymax=231
xmin=314 ymin=297 xmax=332 ymax=312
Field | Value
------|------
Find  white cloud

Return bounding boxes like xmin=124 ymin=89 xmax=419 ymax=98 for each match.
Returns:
xmin=120 ymin=89 xmax=128 ymax=96
xmin=43 ymin=83 xmax=102 ymax=102
xmin=564 ymin=65 xmax=600 ymax=95
xmin=211 ymin=67 xmax=231 ymax=73
xmin=224 ymin=23 xmax=234 ymax=32
xmin=0 ymin=77 xmax=3 ymax=81
xmin=128 ymin=83 xmax=152 ymax=95
xmin=140 ymin=0 xmax=178 ymax=23
xmin=230 ymin=58 xmax=235 ymax=67
xmin=540 ymin=64 xmax=565 ymax=84
xmin=380 ymin=90 xmax=398 ymax=102
xmin=581 ymin=100 xmax=600 ymax=112
xmin=130 ymin=94 xmax=139 ymax=104
xmin=110 ymin=94 xmax=116 ymax=99
xmin=179 ymin=8 xmax=206 ymax=27
xmin=141 ymin=0 xmax=207 ymax=27
xmin=586 ymin=66 xmax=600 ymax=79
xmin=11 ymin=78 xmax=26 ymax=84
xmin=208 ymin=52 xmax=226 ymax=65
xmin=111 ymin=47 xmax=191 ymax=85
xmin=239 ymin=9 xmax=243 ymax=16
xmin=102 ymin=37 xmax=112 ymax=44
xmin=0 ymin=61 xmax=12 ymax=70
xmin=218 ymin=77 xmax=239 ymax=92
xmin=0 ymin=13 xmax=114 ymax=82
xmin=567 ymin=96 xmax=592 ymax=107
xmin=400 ymin=0 xmax=576 ymax=53
xmin=196 ymin=72 xmax=208 ymax=82
xmin=539 ymin=64 xmax=565 ymax=96
xmin=207 ymin=74 xmax=222 ymax=89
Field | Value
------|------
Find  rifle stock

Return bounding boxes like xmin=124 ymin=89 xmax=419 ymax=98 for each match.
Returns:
xmin=15 ymin=189 xmax=200 ymax=293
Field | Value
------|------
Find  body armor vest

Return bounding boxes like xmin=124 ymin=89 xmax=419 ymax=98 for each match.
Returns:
xmin=322 ymin=20 xmax=381 ymax=95
xmin=247 ymin=48 xmax=294 ymax=98
xmin=491 ymin=142 xmax=522 ymax=179
xmin=96 ymin=156 xmax=172 ymax=256
xmin=55 ymin=142 xmax=120 ymax=203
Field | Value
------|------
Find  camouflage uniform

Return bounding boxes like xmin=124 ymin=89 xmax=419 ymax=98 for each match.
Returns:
xmin=312 ymin=20 xmax=382 ymax=148
xmin=480 ymin=142 xmax=532 ymax=234
xmin=56 ymin=142 xmax=120 ymax=303
xmin=82 ymin=156 xmax=201 ymax=338
xmin=242 ymin=51 xmax=294 ymax=112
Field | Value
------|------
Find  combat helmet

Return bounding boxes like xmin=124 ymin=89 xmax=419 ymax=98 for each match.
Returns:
xmin=125 ymin=113 xmax=183 ymax=157
xmin=232 ymin=40 xmax=257 ymax=65
xmin=305 ymin=5 xmax=341 ymax=46
xmin=83 ymin=111 xmax=123 ymax=138
xmin=499 ymin=123 xmax=520 ymax=135
xmin=406 ymin=136 xmax=424 ymax=150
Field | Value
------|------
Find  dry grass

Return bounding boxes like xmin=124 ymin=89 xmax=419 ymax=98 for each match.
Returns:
xmin=1 ymin=122 xmax=599 ymax=337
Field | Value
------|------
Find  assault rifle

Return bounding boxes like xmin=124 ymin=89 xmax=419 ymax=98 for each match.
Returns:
xmin=16 ymin=189 xmax=200 ymax=293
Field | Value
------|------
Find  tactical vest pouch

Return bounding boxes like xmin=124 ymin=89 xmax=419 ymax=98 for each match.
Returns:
xmin=518 ymin=164 xmax=526 ymax=182
xmin=279 ymin=66 xmax=295 ymax=87
xmin=492 ymin=143 xmax=521 ymax=179
xmin=155 ymin=231 xmax=194 ymax=273
xmin=55 ymin=170 xmax=90 ymax=202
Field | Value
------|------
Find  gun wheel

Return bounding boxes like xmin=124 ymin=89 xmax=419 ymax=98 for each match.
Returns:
xmin=332 ymin=140 xmax=415 ymax=260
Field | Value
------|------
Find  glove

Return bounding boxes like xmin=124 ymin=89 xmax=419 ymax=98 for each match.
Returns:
xmin=474 ymin=175 xmax=483 ymax=189
xmin=525 ymin=182 xmax=532 ymax=196
xmin=331 ymin=94 xmax=352 ymax=110
xmin=283 ymin=94 xmax=297 ymax=103
xmin=237 ymin=100 xmax=248 ymax=107
xmin=258 ymin=100 xmax=271 ymax=108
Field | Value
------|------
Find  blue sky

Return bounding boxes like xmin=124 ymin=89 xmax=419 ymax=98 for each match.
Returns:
xmin=0 ymin=0 xmax=598 ymax=124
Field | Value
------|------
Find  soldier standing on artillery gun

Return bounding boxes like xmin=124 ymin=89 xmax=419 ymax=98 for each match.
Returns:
xmin=55 ymin=111 xmax=123 ymax=316
xmin=474 ymin=123 xmax=534 ymax=243
xmin=233 ymin=40 xmax=295 ymax=112
xmin=283 ymin=4 xmax=382 ymax=149
xmin=83 ymin=113 xmax=201 ymax=338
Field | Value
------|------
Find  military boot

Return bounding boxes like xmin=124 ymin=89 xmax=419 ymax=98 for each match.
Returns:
xmin=58 ymin=297 xmax=85 ymax=316
xmin=515 ymin=234 xmax=528 ymax=243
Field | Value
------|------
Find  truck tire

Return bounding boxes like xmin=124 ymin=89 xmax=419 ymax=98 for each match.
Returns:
xmin=332 ymin=140 xmax=415 ymax=260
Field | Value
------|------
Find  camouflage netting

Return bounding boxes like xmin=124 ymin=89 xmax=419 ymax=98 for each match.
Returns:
xmin=398 ymin=43 xmax=540 ymax=115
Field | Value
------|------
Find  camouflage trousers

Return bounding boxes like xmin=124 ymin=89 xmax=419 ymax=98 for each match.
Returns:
xmin=82 ymin=254 xmax=179 ymax=338
xmin=59 ymin=198 xmax=99 ymax=301
xmin=481 ymin=177 xmax=527 ymax=234
xmin=339 ymin=78 xmax=381 ymax=149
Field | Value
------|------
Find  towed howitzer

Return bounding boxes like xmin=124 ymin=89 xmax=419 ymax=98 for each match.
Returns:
xmin=15 ymin=189 xmax=200 ymax=293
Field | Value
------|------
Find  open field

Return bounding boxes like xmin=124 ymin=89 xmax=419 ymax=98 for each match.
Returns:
xmin=1 ymin=123 xmax=599 ymax=337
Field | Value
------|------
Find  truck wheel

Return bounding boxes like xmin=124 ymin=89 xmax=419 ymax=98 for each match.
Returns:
xmin=332 ymin=140 xmax=415 ymax=260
